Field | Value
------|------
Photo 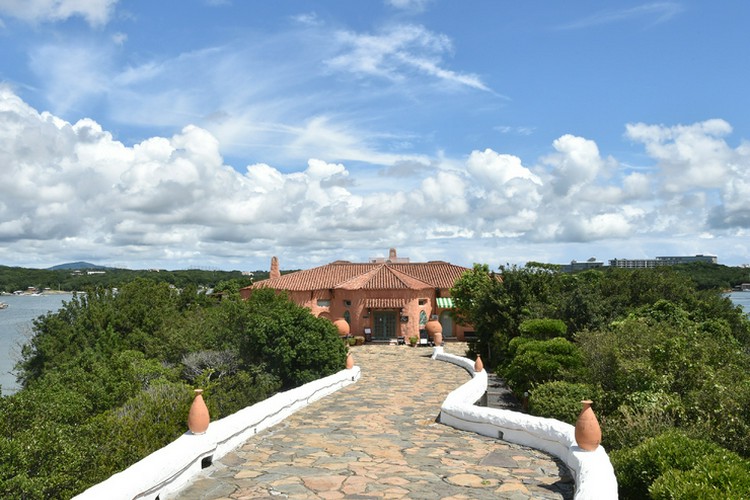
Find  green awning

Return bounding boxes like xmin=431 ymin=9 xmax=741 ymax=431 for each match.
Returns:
xmin=436 ymin=297 xmax=454 ymax=308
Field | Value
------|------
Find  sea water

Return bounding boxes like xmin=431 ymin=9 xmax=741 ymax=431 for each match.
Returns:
xmin=0 ymin=293 xmax=73 ymax=395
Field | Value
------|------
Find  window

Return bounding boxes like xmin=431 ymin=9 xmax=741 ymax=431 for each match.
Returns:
xmin=344 ymin=310 xmax=351 ymax=324
xmin=418 ymin=298 xmax=428 ymax=305
xmin=316 ymin=299 xmax=331 ymax=307
xmin=344 ymin=300 xmax=352 ymax=307
xmin=419 ymin=310 xmax=428 ymax=326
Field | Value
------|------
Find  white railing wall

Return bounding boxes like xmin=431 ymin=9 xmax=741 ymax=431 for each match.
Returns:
xmin=432 ymin=347 xmax=618 ymax=500
xmin=74 ymin=366 xmax=361 ymax=500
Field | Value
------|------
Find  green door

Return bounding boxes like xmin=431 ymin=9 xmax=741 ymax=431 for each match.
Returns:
xmin=373 ymin=311 xmax=398 ymax=339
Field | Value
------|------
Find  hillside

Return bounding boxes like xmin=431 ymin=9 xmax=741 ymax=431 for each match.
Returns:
xmin=47 ymin=261 xmax=109 ymax=271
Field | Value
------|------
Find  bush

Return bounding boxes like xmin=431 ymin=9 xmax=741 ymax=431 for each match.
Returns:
xmin=602 ymin=391 xmax=684 ymax=451
xmin=519 ymin=318 xmax=568 ymax=340
xmin=354 ymin=336 xmax=365 ymax=346
xmin=240 ymin=289 xmax=348 ymax=388
xmin=502 ymin=337 xmax=584 ymax=394
xmin=208 ymin=367 xmax=281 ymax=418
xmin=650 ymin=455 xmax=750 ymax=499
xmin=82 ymin=381 xmax=194 ymax=483
xmin=528 ymin=381 xmax=602 ymax=425
xmin=610 ymin=430 xmax=743 ymax=499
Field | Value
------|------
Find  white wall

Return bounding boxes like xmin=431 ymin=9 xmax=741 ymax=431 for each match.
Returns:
xmin=74 ymin=366 xmax=361 ymax=500
xmin=433 ymin=347 xmax=618 ymax=500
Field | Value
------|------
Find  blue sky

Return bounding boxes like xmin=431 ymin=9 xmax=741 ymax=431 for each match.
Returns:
xmin=1 ymin=0 xmax=749 ymax=271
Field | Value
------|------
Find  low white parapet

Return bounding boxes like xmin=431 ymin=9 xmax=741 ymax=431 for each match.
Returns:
xmin=74 ymin=366 xmax=361 ymax=500
xmin=433 ymin=347 xmax=618 ymax=499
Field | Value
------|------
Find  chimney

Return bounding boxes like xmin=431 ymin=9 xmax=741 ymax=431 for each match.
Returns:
xmin=270 ymin=256 xmax=280 ymax=280
xmin=388 ymin=248 xmax=397 ymax=262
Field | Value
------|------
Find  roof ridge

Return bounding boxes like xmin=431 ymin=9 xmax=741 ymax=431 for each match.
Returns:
xmin=336 ymin=265 xmax=384 ymax=289
xmin=383 ymin=264 xmax=435 ymax=289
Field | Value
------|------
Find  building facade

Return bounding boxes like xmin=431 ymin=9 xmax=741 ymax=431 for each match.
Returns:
xmin=561 ymin=257 xmax=604 ymax=273
xmin=609 ymin=254 xmax=718 ymax=269
xmin=241 ymin=250 xmax=473 ymax=341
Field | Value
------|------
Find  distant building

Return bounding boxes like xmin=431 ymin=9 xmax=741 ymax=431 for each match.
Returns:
xmin=654 ymin=254 xmax=717 ymax=265
xmin=561 ymin=257 xmax=604 ymax=273
xmin=241 ymin=249 xmax=473 ymax=341
xmin=608 ymin=258 xmax=659 ymax=269
xmin=609 ymin=254 xmax=717 ymax=269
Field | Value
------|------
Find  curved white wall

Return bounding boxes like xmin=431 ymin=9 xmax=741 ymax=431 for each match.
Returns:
xmin=433 ymin=347 xmax=618 ymax=500
xmin=74 ymin=366 xmax=361 ymax=500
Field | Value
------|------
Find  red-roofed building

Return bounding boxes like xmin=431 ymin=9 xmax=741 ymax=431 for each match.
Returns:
xmin=240 ymin=249 xmax=473 ymax=342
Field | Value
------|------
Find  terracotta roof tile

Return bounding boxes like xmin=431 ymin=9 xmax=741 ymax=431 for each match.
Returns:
xmin=364 ymin=298 xmax=407 ymax=308
xmin=250 ymin=260 xmax=469 ymax=292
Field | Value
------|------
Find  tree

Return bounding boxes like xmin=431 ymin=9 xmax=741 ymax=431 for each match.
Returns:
xmin=239 ymin=288 xmax=347 ymax=388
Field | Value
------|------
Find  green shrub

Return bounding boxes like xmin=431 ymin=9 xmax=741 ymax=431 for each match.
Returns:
xmin=503 ymin=337 xmax=584 ymax=394
xmin=0 ymin=420 xmax=98 ymax=499
xmin=240 ymin=289 xmax=348 ymax=388
xmin=650 ymin=454 xmax=750 ymax=499
xmin=519 ymin=318 xmax=568 ymax=340
xmin=610 ymin=430 xmax=734 ymax=499
xmin=528 ymin=381 xmax=603 ymax=425
xmin=80 ymin=381 xmax=194 ymax=485
xmin=208 ymin=367 xmax=281 ymax=418
xmin=602 ymin=391 xmax=684 ymax=451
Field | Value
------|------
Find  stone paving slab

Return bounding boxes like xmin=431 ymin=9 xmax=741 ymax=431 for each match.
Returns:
xmin=171 ymin=343 xmax=573 ymax=500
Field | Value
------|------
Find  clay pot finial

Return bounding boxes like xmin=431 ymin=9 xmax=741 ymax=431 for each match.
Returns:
xmin=574 ymin=400 xmax=601 ymax=451
xmin=474 ymin=354 xmax=484 ymax=372
xmin=346 ymin=352 xmax=354 ymax=369
xmin=188 ymin=389 xmax=210 ymax=435
xmin=333 ymin=318 xmax=350 ymax=336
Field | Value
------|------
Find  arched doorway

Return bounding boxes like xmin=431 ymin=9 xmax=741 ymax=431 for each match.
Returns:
xmin=439 ymin=311 xmax=453 ymax=338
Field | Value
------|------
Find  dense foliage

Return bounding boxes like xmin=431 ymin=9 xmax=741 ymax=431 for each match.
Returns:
xmin=0 ymin=264 xmax=263 ymax=293
xmin=0 ymin=280 xmax=346 ymax=498
xmin=452 ymin=264 xmax=750 ymax=498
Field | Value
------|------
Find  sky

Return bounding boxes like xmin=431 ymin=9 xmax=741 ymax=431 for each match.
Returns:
xmin=1 ymin=0 xmax=749 ymax=271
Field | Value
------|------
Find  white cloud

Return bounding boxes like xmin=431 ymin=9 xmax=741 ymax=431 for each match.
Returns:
xmin=2 ymin=87 xmax=750 ymax=269
xmin=386 ymin=0 xmax=432 ymax=12
xmin=326 ymin=24 xmax=491 ymax=92
xmin=559 ymin=212 xmax=635 ymax=242
xmin=626 ymin=119 xmax=734 ymax=192
xmin=29 ymin=42 xmax=114 ymax=114
xmin=559 ymin=2 xmax=684 ymax=30
xmin=0 ymin=0 xmax=119 ymax=26
xmin=543 ymin=134 xmax=610 ymax=197
xmin=467 ymin=149 xmax=541 ymax=186
xmin=495 ymin=125 xmax=536 ymax=136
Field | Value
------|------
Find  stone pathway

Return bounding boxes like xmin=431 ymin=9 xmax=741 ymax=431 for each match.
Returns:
xmin=172 ymin=343 xmax=574 ymax=500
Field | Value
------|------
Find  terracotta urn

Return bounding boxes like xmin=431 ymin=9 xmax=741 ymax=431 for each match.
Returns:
xmin=346 ymin=351 xmax=354 ymax=369
xmin=433 ymin=331 xmax=443 ymax=346
xmin=575 ymin=400 xmax=601 ymax=451
xmin=425 ymin=318 xmax=442 ymax=336
xmin=188 ymin=389 xmax=210 ymax=435
xmin=333 ymin=318 xmax=350 ymax=336
xmin=474 ymin=354 xmax=484 ymax=372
